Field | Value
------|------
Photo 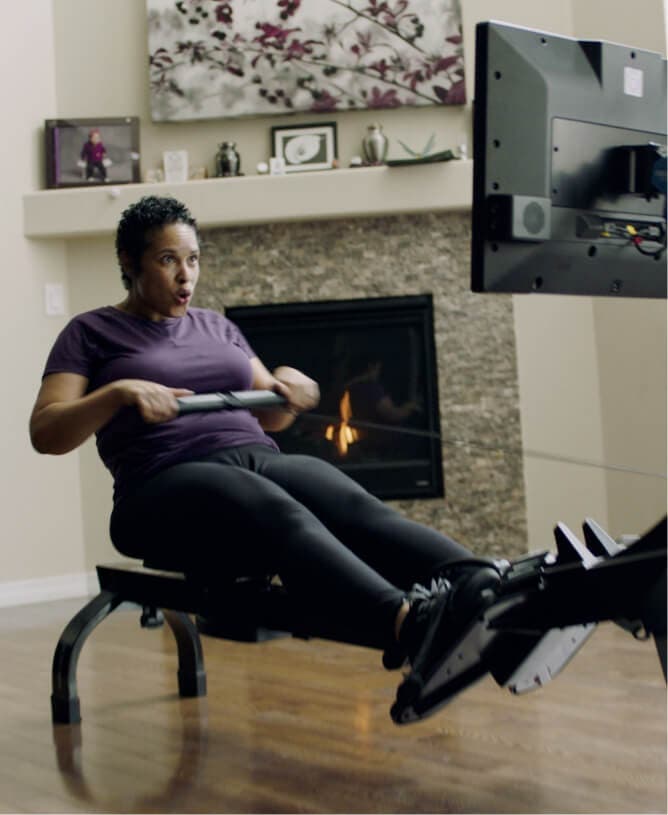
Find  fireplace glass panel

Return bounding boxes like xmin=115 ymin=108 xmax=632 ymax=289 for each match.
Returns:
xmin=226 ymin=295 xmax=444 ymax=501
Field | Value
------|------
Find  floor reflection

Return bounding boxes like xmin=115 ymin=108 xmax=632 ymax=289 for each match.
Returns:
xmin=52 ymin=699 xmax=210 ymax=811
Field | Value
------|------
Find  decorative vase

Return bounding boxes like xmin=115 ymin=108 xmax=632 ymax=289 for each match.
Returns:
xmin=362 ymin=124 xmax=388 ymax=165
xmin=216 ymin=141 xmax=241 ymax=177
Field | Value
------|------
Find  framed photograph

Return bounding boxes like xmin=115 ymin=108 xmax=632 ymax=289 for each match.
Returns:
xmin=45 ymin=117 xmax=140 ymax=189
xmin=271 ymin=122 xmax=337 ymax=173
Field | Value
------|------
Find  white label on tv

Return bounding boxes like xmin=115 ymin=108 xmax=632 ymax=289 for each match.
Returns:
xmin=623 ymin=66 xmax=644 ymax=97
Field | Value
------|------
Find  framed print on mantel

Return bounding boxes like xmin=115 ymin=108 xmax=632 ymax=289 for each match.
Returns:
xmin=271 ymin=122 xmax=338 ymax=173
xmin=44 ymin=117 xmax=140 ymax=189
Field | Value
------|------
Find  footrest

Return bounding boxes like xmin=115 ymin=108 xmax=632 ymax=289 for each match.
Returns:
xmin=390 ymin=516 xmax=666 ymax=725
xmin=497 ymin=623 xmax=596 ymax=694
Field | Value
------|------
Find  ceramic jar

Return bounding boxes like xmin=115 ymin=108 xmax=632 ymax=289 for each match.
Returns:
xmin=362 ymin=124 xmax=389 ymax=165
xmin=216 ymin=141 xmax=241 ymax=177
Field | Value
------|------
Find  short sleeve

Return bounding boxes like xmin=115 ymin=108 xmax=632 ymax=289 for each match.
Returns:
xmin=42 ymin=317 xmax=96 ymax=380
xmin=224 ymin=317 xmax=255 ymax=359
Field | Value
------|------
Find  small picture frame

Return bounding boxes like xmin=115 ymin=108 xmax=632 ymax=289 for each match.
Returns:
xmin=269 ymin=156 xmax=286 ymax=176
xmin=163 ymin=149 xmax=189 ymax=183
xmin=271 ymin=122 xmax=338 ymax=173
xmin=44 ymin=117 xmax=140 ymax=189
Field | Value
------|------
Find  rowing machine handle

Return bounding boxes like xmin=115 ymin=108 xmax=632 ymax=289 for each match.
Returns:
xmin=177 ymin=390 xmax=287 ymax=414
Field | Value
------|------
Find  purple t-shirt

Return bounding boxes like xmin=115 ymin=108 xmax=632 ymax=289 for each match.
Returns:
xmin=43 ymin=306 xmax=278 ymax=503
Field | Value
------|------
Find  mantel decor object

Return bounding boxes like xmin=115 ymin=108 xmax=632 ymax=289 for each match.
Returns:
xmin=362 ymin=124 xmax=389 ymax=166
xmin=163 ymin=149 xmax=189 ymax=183
xmin=216 ymin=141 xmax=242 ymax=177
xmin=386 ymin=134 xmax=458 ymax=166
xmin=44 ymin=117 xmax=140 ymax=189
xmin=271 ymin=122 xmax=338 ymax=173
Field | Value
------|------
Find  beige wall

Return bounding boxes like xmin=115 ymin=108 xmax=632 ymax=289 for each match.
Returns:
xmin=2 ymin=0 xmax=665 ymax=597
xmin=573 ymin=0 xmax=667 ymax=540
xmin=1 ymin=2 xmax=86 ymax=586
xmin=515 ymin=2 xmax=667 ymax=546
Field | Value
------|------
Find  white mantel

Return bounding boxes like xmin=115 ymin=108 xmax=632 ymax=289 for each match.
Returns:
xmin=23 ymin=160 xmax=473 ymax=239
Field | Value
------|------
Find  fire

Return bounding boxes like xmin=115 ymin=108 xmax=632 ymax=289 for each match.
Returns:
xmin=325 ymin=389 xmax=359 ymax=455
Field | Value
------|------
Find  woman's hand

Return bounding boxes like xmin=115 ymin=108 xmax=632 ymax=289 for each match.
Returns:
xmin=115 ymin=380 xmax=194 ymax=424
xmin=248 ymin=358 xmax=319 ymax=432
xmin=271 ymin=366 xmax=320 ymax=415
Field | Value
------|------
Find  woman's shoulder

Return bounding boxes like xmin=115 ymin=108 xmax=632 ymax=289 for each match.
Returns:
xmin=187 ymin=306 xmax=226 ymax=323
xmin=59 ymin=306 xmax=115 ymax=333
xmin=188 ymin=307 xmax=239 ymax=333
xmin=187 ymin=307 xmax=253 ymax=349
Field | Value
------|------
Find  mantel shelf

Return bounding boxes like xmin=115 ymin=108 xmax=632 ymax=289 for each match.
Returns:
xmin=23 ymin=160 xmax=472 ymax=240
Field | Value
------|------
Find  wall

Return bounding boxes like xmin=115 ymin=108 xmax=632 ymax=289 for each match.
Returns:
xmin=0 ymin=1 xmax=87 ymax=601
xmin=52 ymin=0 xmax=471 ymax=179
xmin=1 ymin=0 xmax=665 ymax=602
xmin=571 ymin=0 xmax=667 ymax=540
xmin=513 ymin=1 xmax=667 ymax=546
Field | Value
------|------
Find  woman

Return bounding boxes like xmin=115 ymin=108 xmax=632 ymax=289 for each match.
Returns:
xmin=30 ymin=195 xmax=504 ymax=722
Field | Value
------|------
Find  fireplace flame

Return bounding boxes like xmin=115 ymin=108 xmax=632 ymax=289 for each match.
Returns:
xmin=325 ymin=389 xmax=359 ymax=455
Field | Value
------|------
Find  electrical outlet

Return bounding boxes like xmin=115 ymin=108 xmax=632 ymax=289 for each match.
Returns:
xmin=45 ymin=283 xmax=66 ymax=316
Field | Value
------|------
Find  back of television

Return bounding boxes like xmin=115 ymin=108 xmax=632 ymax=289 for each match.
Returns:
xmin=471 ymin=21 xmax=666 ymax=297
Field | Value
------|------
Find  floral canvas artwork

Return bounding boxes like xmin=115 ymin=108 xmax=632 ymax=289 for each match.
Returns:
xmin=147 ymin=0 xmax=466 ymax=121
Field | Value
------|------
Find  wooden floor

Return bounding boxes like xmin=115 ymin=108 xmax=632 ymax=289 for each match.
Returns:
xmin=0 ymin=598 xmax=665 ymax=814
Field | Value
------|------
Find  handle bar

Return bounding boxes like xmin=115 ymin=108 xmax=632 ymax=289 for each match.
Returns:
xmin=177 ymin=390 xmax=287 ymax=415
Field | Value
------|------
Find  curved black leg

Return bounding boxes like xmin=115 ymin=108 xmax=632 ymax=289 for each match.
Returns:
xmin=162 ymin=610 xmax=207 ymax=698
xmin=51 ymin=590 xmax=124 ymax=725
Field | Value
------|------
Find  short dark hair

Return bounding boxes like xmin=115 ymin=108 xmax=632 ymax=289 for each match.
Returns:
xmin=115 ymin=196 xmax=199 ymax=289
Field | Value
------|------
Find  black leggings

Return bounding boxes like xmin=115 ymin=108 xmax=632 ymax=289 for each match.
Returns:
xmin=110 ymin=444 xmax=472 ymax=649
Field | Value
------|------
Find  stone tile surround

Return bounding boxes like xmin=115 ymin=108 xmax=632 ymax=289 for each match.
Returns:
xmin=197 ymin=211 xmax=527 ymax=559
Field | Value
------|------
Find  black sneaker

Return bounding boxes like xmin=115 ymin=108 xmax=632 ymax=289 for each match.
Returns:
xmin=391 ymin=560 xmax=504 ymax=724
xmin=382 ymin=577 xmax=450 ymax=670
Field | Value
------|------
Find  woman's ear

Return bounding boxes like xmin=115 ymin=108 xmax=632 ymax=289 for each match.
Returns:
xmin=119 ymin=251 xmax=136 ymax=277
xmin=118 ymin=251 xmax=137 ymax=290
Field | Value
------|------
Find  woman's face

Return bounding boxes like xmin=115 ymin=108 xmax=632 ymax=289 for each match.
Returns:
xmin=125 ymin=222 xmax=200 ymax=320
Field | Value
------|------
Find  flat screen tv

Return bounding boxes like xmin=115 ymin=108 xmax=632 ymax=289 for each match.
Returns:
xmin=471 ymin=21 xmax=667 ymax=298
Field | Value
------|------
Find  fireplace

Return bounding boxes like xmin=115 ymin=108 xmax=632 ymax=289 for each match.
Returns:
xmin=226 ymin=294 xmax=444 ymax=500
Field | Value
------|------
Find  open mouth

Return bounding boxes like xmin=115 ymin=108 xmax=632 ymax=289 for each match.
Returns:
xmin=176 ymin=291 xmax=192 ymax=305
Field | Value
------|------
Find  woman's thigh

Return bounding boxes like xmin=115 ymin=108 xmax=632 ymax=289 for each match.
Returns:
xmin=110 ymin=460 xmax=306 ymax=574
xmin=110 ymin=457 xmax=404 ymax=642
xmin=256 ymin=452 xmax=472 ymax=588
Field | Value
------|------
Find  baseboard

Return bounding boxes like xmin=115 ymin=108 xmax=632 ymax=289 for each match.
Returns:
xmin=0 ymin=571 xmax=99 ymax=608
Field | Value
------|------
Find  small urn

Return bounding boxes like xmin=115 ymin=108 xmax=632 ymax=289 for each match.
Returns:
xmin=362 ymin=124 xmax=388 ymax=165
xmin=216 ymin=141 xmax=241 ymax=177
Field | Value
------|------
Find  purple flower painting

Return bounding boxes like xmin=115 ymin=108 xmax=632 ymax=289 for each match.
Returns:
xmin=147 ymin=0 xmax=465 ymax=121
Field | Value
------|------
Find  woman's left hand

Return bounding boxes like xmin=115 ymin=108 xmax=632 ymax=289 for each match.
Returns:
xmin=272 ymin=366 xmax=320 ymax=414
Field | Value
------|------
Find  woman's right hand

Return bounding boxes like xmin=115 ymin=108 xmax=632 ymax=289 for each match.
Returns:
xmin=114 ymin=380 xmax=194 ymax=424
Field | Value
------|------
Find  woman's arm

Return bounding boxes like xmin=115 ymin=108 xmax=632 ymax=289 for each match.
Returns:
xmin=30 ymin=372 xmax=193 ymax=455
xmin=249 ymin=358 xmax=320 ymax=432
